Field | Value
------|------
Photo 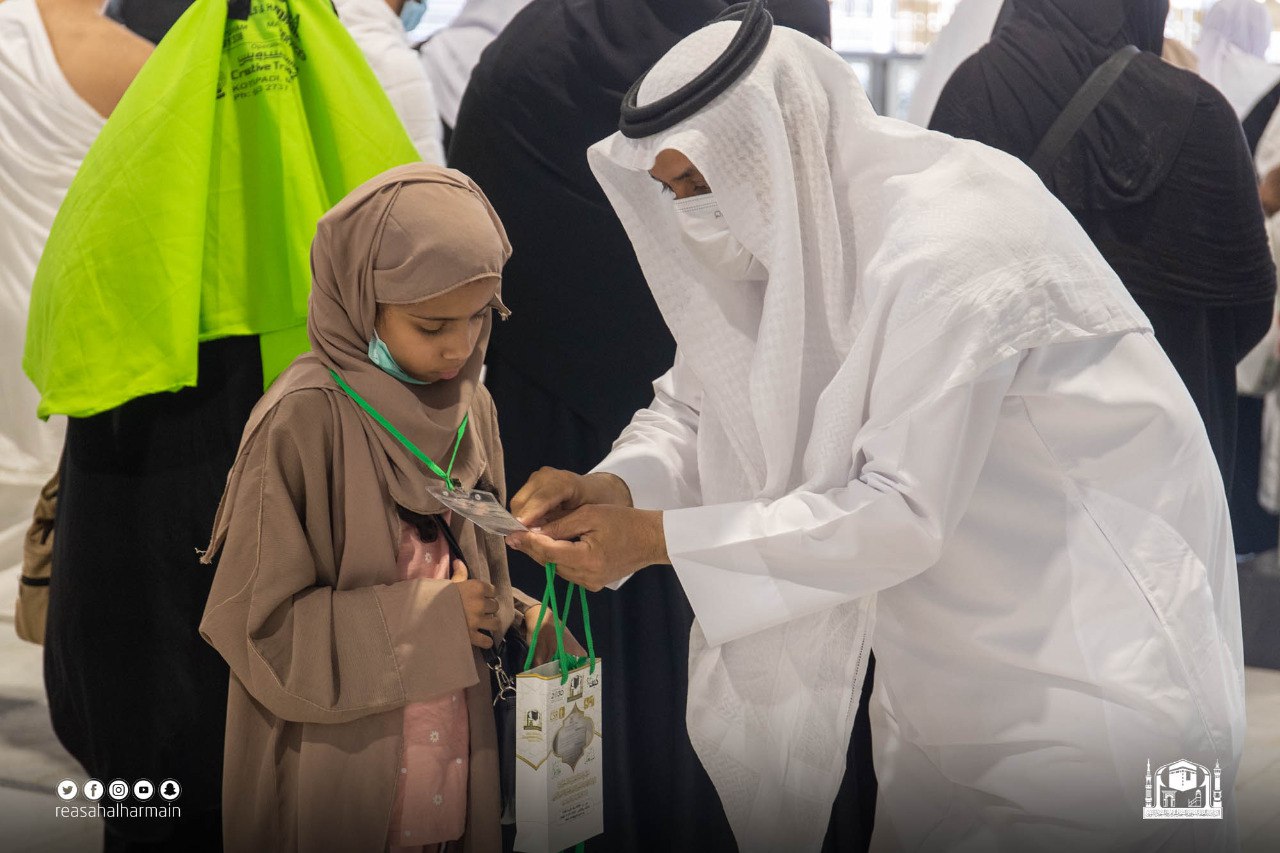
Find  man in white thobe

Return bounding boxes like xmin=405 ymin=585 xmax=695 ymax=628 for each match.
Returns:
xmin=507 ymin=13 xmax=1246 ymax=853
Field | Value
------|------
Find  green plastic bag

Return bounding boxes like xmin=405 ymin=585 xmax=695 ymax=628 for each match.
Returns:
xmin=24 ymin=0 xmax=420 ymax=418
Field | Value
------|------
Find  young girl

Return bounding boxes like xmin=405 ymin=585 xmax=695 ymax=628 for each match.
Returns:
xmin=200 ymin=164 xmax=548 ymax=853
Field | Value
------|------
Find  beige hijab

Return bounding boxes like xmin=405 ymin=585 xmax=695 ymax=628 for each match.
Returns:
xmin=206 ymin=164 xmax=512 ymax=559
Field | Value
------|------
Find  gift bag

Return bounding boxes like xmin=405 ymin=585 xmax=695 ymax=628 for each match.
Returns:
xmin=515 ymin=568 xmax=603 ymax=852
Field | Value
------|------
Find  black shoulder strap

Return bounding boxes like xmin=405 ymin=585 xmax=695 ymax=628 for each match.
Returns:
xmin=1028 ymin=45 xmax=1142 ymax=184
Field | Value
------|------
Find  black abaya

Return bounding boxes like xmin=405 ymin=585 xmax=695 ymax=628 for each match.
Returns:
xmin=449 ymin=1 xmax=874 ymax=850
xmin=45 ymin=336 xmax=262 ymax=849
xmin=930 ymin=0 xmax=1276 ymax=486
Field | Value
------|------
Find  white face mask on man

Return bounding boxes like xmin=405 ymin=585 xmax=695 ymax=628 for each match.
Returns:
xmin=672 ymin=193 xmax=768 ymax=282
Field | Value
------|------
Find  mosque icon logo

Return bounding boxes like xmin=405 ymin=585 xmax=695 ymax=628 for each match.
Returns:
xmin=1143 ymin=758 xmax=1223 ymax=819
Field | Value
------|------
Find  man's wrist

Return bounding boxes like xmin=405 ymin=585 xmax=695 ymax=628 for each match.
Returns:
xmin=648 ymin=510 xmax=671 ymax=566
xmin=585 ymin=472 xmax=633 ymax=507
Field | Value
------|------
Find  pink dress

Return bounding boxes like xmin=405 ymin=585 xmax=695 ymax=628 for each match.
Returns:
xmin=387 ymin=512 xmax=470 ymax=852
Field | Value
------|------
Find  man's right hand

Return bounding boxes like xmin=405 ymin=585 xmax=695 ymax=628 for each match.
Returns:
xmin=510 ymin=469 xmax=633 ymax=529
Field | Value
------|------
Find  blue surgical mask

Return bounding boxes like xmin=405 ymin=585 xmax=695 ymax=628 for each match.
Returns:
xmin=368 ymin=330 xmax=432 ymax=385
xmin=400 ymin=0 xmax=426 ymax=32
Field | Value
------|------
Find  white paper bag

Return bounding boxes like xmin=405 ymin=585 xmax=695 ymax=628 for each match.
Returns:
xmin=514 ymin=658 xmax=604 ymax=852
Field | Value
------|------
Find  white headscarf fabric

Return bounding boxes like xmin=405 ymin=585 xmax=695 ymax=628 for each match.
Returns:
xmin=589 ymin=21 xmax=1149 ymax=851
xmin=1197 ymin=0 xmax=1280 ymax=117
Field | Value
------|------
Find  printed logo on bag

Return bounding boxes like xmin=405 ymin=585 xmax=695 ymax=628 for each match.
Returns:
xmin=568 ymin=674 xmax=584 ymax=702
xmin=524 ymin=710 xmax=542 ymax=732
xmin=1143 ymin=759 xmax=1223 ymax=819
xmin=552 ymin=705 xmax=596 ymax=771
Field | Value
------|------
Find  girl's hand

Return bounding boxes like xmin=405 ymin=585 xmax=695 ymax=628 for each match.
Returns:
xmin=523 ymin=604 xmax=588 ymax=667
xmin=451 ymin=558 xmax=500 ymax=648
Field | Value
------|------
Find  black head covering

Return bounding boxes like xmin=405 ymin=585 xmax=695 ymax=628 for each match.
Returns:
xmin=930 ymin=0 xmax=1272 ymax=305
xmin=932 ymin=0 xmax=1189 ymax=212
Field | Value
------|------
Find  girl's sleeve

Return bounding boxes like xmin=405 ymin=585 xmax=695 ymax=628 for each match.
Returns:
xmin=200 ymin=397 xmax=478 ymax=725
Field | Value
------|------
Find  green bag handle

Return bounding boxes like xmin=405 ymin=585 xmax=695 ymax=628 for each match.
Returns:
xmin=523 ymin=563 xmax=596 ymax=682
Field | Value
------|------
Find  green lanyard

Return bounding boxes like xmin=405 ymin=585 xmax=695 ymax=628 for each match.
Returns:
xmin=329 ymin=369 xmax=466 ymax=488
xmin=331 ymin=368 xmax=596 ymax=685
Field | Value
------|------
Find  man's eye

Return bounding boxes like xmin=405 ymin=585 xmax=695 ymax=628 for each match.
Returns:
xmin=419 ymin=325 xmax=445 ymax=336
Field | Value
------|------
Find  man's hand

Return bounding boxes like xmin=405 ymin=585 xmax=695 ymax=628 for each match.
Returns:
xmin=509 ymin=468 xmax=633 ymax=528
xmin=523 ymin=604 xmax=588 ymax=666
xmin=506 ymin=505 xmax=669 ymax=592
xmin=451 ymin=558 xmax=500 ymax=649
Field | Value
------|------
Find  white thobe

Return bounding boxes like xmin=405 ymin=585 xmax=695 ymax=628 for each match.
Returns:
xmin=596 ymin=330 xmax=1245 ymax=852
xmin=0 ymin=0 xmax=102 ymax=574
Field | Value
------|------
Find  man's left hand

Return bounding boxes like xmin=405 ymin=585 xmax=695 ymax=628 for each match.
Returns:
xmin=506 ymin=505 xmax=669 ymax=592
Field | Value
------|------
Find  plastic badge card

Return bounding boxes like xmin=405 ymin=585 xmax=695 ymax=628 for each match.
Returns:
xmin=426 ymin=483 xmax=529 ymax=536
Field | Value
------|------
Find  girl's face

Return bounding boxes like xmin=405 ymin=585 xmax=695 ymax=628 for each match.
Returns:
xmin=374 ymin=278 xmax=499 ymax=383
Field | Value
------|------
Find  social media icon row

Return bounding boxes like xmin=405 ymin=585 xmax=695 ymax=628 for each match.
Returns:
xmin=58 ymin=779 xmax=181 ymax=802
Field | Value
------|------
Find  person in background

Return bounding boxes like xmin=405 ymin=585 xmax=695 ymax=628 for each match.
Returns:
xmin=414 ymin=0 xmax=533 ymax=149
xmin=1198 ymin=0 xmax=1280 ymax=143
xmin=908 ymin=0 xmax=1200 ymax=127
xmin=1197 ymin=0 xmax=1280 ymax=557
xmin=446 ymin=2 xmax=873 ymax=851
xmin=930 ymin=0 xmax=1276 ymax=488
xmin=0 ymin=0 xmax=148 ymax=602
xmin=333 ymin=0 xmax=446 ymax=164
xmin=107 ymin=0 xmax=446 ymax=162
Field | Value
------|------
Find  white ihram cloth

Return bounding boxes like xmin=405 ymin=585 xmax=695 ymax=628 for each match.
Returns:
xmin=0 ymin=0 xmax=102 ymax=574
xmin=586 ymin=22 xmax=1245 ymax=853
xmin=1197 ymin=0 xmax=1280 ymax=119
xmin=906 ymin=0 xmax=1004 ymax=127
xmin=416 ymin=0 xmax=532 ymax=129
xmin=334 ymin=0 xmax=445 ymax=164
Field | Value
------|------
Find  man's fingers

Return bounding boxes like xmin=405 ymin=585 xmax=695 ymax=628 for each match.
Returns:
xmin=450 ymin=558 xmax=469 ymax=583
xmin=512 ymin=485 xmax=573 ymax=527
xmin=509 ymin=530 xmax=592 ymax=567
xmin=539 ymin=507 xmax=597 ymax=542
xmin=470 ymin=630 xmax=495 ymax=649
xmin=510 ymin=469 xmax=570 ymax=522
